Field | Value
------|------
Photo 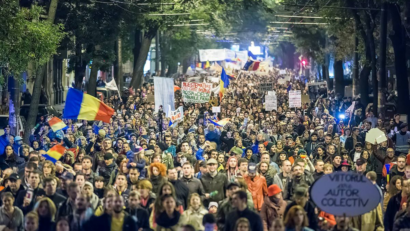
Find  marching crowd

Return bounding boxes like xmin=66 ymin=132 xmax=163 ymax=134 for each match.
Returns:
xmin=0 ymin=69 xmax=408 ymax=231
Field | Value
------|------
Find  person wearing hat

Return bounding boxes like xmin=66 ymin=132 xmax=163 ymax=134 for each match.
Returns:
xmin=13 ymin=136 xmax=23 ymax=156
xmin=2 ymin=173 xmax=24 ymax=202
xmin=216 ymin=182 xmax=241 ymax=231
xmin=392 ymin=122 xmax=410 ymax=155
xmin=244 ymin=163 xmax=268 ymax=212
xmin=200 ymin=158 xmax=228 ymax=206
xmin=98 ymin=152 xmax=116 ymax=185
xmin=341 ymin=160 xmax=351 ymax=172
xmin=355 ymin=157 xmax=368 ymax=175
xmin=331 ymin=154 xmax=342 ymax=172
xmin=260 ymin=184 xmax=287 ymax=231
xmin=304 ymin=132 xmax=319 ymax=157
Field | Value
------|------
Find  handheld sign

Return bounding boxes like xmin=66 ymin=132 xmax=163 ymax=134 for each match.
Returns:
xmin=310 ymin=171 xmax=381 ymax=216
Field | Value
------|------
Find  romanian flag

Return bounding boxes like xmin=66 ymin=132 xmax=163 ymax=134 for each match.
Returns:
xmin=219 ymin=68 xmax=230 ymax=100
xmin=208 ymin=118 xmax=230 ymax=127
xmin=196 ymin=63 xmax=201 ymax=68
xmin=44 ymin=144 xmax=65 ymax=163
xmin=48 ymin=117 xmax=67 ymax=132
xmin=243 ymin=60 xmax=260 ymax=71
xmin=63 ymin=88 xmax=114 ymax=123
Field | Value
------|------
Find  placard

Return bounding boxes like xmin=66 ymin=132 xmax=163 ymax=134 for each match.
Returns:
xmin=289 ymin=90 xmax=301 ymax=108
xmin=311 ymin=171 xmax=382 ymax=216
xmin=268 ymin=91 xmax=276 ymax=96
xmin=301 ymin=94 xmax=310 ymax=105
xmin=259 ymin=82 xmax=273 ymax=92
xmin=212 ymin=107 xmax=220 ymax=113
xmin=170 ymin=106 xmax=184 ymax=123
xmin=181 ymin=82 xmax=212 ymax=103
xmin=279 ymin=70 xmax=286 ymax=75
xmin=265 ymin=94 xmax=277 ymax=111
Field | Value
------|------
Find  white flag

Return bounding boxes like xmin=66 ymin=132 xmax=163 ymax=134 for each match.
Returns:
xmin=105 ymin=79 xmax=119 ymax=91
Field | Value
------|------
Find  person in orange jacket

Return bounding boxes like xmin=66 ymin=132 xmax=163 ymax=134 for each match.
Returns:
xmin=244 ymin=163 xmax=268 ymax=212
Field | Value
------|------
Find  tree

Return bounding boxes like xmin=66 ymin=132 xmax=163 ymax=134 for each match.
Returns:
xmin=0 ymin=0 xmax=64 ymax=141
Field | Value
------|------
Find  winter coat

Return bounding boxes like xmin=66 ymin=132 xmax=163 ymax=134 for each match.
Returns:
xmin=200 ymin=172 xmax=228 ymax=204
xmin=180 ymin=207 xmax=208 ymax=231
xmin=260 ymin=197 xmax=287 ymax=231
xmin=393 ymin=213 xmax=410 ymax=231
xmin=385 ymin=192 xmax=403 ymax=231
xmin=169 ymin=179 xmax=190 ymax=209
xmin=351 ymin=204 xmax=384 ymax=231
xmin=244 ymin=175 xmax=268 ymax=211
xmin=155 ymin=210 xmax=183 ymax=231
xmin=150 ymin=175 xmax=167 ymax=195
xmin=180 ymin=176 xmax=205 ymax=196
xmin=224 ymin=208 xmax=263 ymax=231
xmin=258 ymin=164 xmax=283 ymax=189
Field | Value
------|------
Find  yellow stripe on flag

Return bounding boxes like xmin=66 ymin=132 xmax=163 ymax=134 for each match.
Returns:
xmin=78 ymin=94 xmax=100 ymax=121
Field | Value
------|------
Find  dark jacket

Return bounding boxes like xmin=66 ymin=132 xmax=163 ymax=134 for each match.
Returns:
xmin=124 ymin=207 xmax=150 ymax=231
xmin=385 ymin=192 xmax=403 ymax=231
xmin=46 ymin=193 xmax=66 ymax=210
xmin=180 ymin=176 xmax=205 ymax=196
xmin=83 ymin=212 xmax=138 ymax=231
xmin=169 ymin=179 xmax=190 ymax=209
xmin=284 ymin=201 xmax=318 ymax=231
xmin=15 ymin=187 xmax=45 ymax=215
xmin=38 ymin=217 xmax=55 ymax=231
xmin=217 ymin=199 xmax=233 ymax=231
xmin=2 ymin=185 xmax=25 ymax=206
xmin=286 ymin=175 xmax=314 ymax=200
xmin=225 ymin=208 xmax=263 ymax=231
xmin=393 ymin=213 xmax=410 ymax=231
xmin=200 ymin=172 xmax=228 ymax=205
xmin=390 ymin=165 xmax=405 ymax=180
xmin=0 ymin=154 xmax=25 ymax=171
xmin=150 ymin=175 xmax=167 ymax=195
xmin=260 ymin=197 xmax=287 ymax=231
xmin=304 ymin=141 xmax=318 ymax=156
xmin=57 ymin=198 xmax=75 ymax=220
xmin=313 ymin=171 xmax=324 ymax=180
xmin=345 ymin=136 xmax=363 ymax=152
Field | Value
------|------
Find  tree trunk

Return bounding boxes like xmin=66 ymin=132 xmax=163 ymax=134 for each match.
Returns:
xmin=114 ymin=38 xmax=123 ymax=96
xmin=155 ymin=31 xmax=160 ymax=74
xmin=334 ymin=60 xmax=344 ymax=97
xmin=353 ymin=24 xmax=360 ymax=96
xmin=131 ymin=26 xmax=158 ymax=89
xmin=160 ymin=31 xmax=167 ymax=76
xmin=130 ymin=36 xmax=152 ymax=89
xmin=359 ymin=65 xmax=371 ymax=107
xmin=23 ymin=0 xmax=59 ymax=143
xmin=167 ymin=61 xmax=178 ymax=76
xmin=322 ymin=64 xmax=329 ymax=87
xmin=365 ymin=13 xmax=378 ymax=116
xmin=74 ymin=42 xmax=85 ymax=89
xmin=133 ymin=29 xmax=142 ymax=76
xmin=389 ymin=3 xmax=409 ymax=120
xmin=87 ymin=62 xmax=98 ymax=97
xmin=378 ymin=2 xmax=388 ymax=119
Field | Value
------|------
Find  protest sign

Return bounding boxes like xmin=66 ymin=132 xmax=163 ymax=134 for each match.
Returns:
xmin=289 ymin=90 xmax=301 ymax=108
xmin=268 ymin=91 xmax=276 ymax=96
xmin=170 ymin=106 xmax=184 ymax=123
xmin=182 ymin=82 xmax=212 ymax=103
xmin=153 ymin=77 xmax=175 ymax=115
xmin=265 ymin=94 xmax=277 ymax=111
xmin=311 ymin=171 xmax=382 ymax=216
xmin=212 ymin=107 xmax=220 ymax=113
xmin=277 ymin=79 xmax=286 ymax=85
xmin=259 ymin=82 xmax=273 ymax=92
xmin=279 ymin=70 xmax=286 ymax=75
xmin=301 ymin=94 xmax=310 ymax=105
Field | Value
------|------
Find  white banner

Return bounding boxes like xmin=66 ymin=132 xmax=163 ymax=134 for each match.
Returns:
xmin=279 ymin=70 xmax=286 ymax=75
xmin=212 ymin=106 xmax=220 ymax=113
xmin=289 ymin=90 xmax=302 ymax=108
xmin=154 ymin=77 xmax=175 ymax=116
xmin=235 ymin=51 xmax=248 ymax=62
xmin=265 ymin=94 xmax=277 ymax=111
xmin=199 ymin=49 xmax=226 ymax=62
xmin=170 ymin=106 xmax=184 ymax=123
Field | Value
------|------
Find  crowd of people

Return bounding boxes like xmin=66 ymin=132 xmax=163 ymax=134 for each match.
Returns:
xmin=0 ymin=68 xmax=408 ymax=231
